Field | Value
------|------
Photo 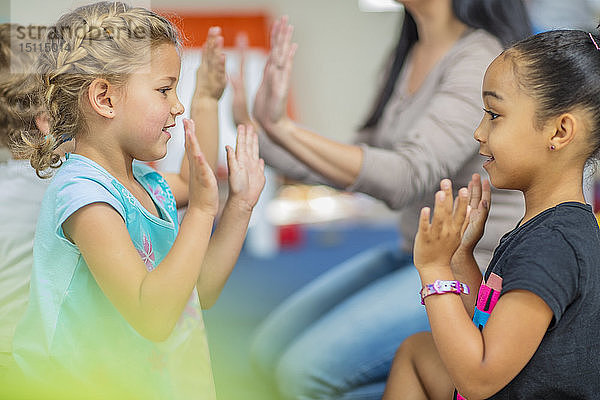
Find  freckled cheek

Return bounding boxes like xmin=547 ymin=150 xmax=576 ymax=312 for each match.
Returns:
xmin=139 ymin=106 xmax=170 ymax=137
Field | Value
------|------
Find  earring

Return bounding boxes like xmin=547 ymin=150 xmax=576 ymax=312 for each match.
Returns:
xmin=550 ymin=145 xmax=555 ymax=150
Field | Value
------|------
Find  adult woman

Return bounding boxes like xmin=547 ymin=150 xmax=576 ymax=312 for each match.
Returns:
xmin=243 ymin=1 xmax=531 ymax=399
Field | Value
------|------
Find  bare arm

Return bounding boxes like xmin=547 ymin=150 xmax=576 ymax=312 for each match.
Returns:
xmin=196 ymin=125 xmax=265 ymax=308
xmin=196 ymin=201 xmax=250 ymax=309
xmin=450 ymin=247 xmax=482 ymax=317
xmin=166 ymin=26 xmax=226 ymax=207
xmin=65 ymin=204 xmax=213 ymax=342
xmin=187 ymin=26 xmax=226 ymax=171
xmin=231 ymin=32 xmax=258 ymax=132
xmin=450 ymin=174 xmax=490 ymax=315
xmin=261 ymin=120 xmax=363 ymax=187
xmin=63 ymin=120 xmax=219 ymax=342
xmin=414 ymin=180 xmax=553 ymax=398
xmin=281 ymin=120 xmax=363 ymax=186
xmin=422 ymin=274 xmax=552 ymax=398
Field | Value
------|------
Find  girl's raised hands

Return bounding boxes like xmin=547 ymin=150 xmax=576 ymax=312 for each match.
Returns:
xmin=195 ymin=26 xmax=227 ymax=101
xmin=414 ymin=179 xmax=470 ymax=270
xmin=183 ymin=118 xmax=218 ymax=216
xmin=460 ymin=174 xmax=491 ymax=251
xmin=253 ymin=16 xmax=297 ymax=135
xmin=225 ymin=124 xmax=266 ymax=211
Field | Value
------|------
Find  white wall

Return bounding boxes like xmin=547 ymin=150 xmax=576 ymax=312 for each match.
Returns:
xmin=153 ymin=0 xmax=402 ymax=142
xmin=7 ymin=0 xmax=401 ymax=143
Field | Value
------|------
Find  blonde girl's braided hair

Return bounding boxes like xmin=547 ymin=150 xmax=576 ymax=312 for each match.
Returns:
xmin=16 ymin=1 xmax=181 ymax=178
xmin=0 ymin=23 xmax=44 ymax=157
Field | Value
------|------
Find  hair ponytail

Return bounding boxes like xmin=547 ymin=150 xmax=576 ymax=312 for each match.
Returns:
xmin=505 ymin=28 xmax=600 ymax=165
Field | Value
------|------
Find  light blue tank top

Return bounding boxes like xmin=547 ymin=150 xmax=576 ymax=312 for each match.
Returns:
xmin=13 ymin=154 xmax=215 ymax=399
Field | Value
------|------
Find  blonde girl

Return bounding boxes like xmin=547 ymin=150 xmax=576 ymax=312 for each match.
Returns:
xmin=11 ymin=2 xmax=265 ymax=399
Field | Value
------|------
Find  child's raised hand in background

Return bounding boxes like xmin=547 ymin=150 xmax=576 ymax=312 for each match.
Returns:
xmin=183 ymin=118 xmax=218 ymax=216
xmin=414 ymin=179 xmax=470 ymax=271
xmin=186 ymin=26 xmax=226 ymax=174
xmin=253 ymin=16 xmax=297 ymax=136
xmin=195 ymin=26 xmax=227 ymax=101
xmin=225 ymin=124 xmax=265 ymax=211
xmin=230 ymin=32 xmax=255 ymax=128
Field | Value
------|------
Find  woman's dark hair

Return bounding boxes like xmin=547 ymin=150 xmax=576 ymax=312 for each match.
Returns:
xmin=361 ymin=0 xmax=532 ymax=129
xmin=505 ymin=29 xmax=600 ymax=163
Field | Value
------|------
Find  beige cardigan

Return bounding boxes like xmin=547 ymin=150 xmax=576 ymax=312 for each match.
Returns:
xmin=258 ymin=29 xmax=524 ymax=270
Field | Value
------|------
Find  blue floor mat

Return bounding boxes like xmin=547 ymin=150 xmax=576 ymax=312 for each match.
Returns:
xmin=204 ymin=222 xmax=399 ymax=400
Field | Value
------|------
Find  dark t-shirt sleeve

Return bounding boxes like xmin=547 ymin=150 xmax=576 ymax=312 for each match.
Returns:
xmin=500 ymin=226 xmax=579 ymax=329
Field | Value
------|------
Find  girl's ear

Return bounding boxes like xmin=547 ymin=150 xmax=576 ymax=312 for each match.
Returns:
xmin=549 ymin=113 xmax=578 ymax=151
xmin=88 ymin=78 xmax=116 ymax=119
xmin=34 ymin=112 xmax=50 ymax=135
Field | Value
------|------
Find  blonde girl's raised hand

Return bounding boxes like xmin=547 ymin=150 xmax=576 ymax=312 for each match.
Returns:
xmin=168 ymin=25 xmax=226 ymax=198
xmin=194 ymin=124 xmax=265 ymax=309
xmin=414 ymin=179 xmax=470 ymax=272
xmin=187 ymin=26 xmax=226 ymax=174
xmin=225 ymin=124 xmax=266 ymax=211
xmin=184 ymin=118 xmax=218 ymax=216
xmin=195 ymin=26 xmax=227 ymax=101
xmin=253 ymin=16 xmax=297 ymax=136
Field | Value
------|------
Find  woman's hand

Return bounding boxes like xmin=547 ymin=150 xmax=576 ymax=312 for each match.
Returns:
xmin=184 ymin=118 xmax=219 ymax=216
xmin=225 ymin=124 xmax=266 ymax=212
xmin=194 ymin=26 xmax=227 ymax=101
xmin=414 ymin=179 xmax=469 ymax=271
xmin=253 ymin=16 xmax=297 ymax=137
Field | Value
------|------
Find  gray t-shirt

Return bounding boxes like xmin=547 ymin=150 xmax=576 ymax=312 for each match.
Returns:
xmin=470 ymin=202 xmax=600 ymax=399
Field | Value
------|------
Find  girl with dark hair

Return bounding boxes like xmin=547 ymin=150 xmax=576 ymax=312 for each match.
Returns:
xmin=385 ymin=28 xmax=600 ymax=399
xmin=239 ymin=1 xmax=531 ymax=399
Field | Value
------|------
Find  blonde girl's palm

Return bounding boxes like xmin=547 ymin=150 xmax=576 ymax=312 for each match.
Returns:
xmin=243 ymin=125 xmax=266 ymax=202
xmin=184 ymin=119 xmax=218 ymax=215
xmin=226 ymin=124 xmax=265 ymax=210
